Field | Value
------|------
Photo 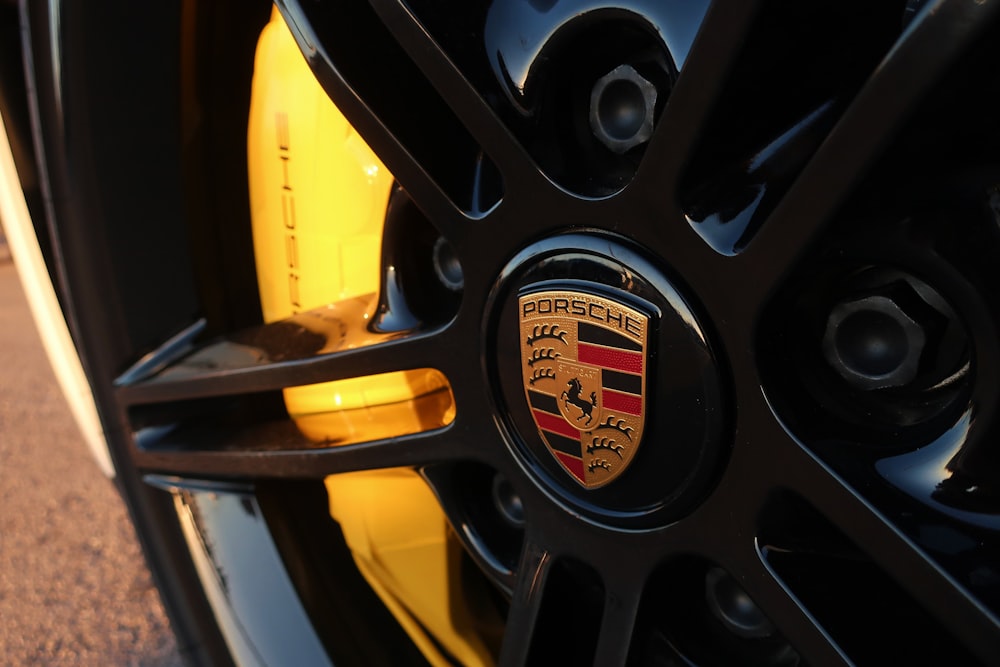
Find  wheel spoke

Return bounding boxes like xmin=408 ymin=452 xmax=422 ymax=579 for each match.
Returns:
xmin=366 ymin=0 xmax=540 ymax=196
xmin=115 ymin=303 xmax=449 ymax=406
xmin=737 ymin=0 xmax=1000 ymax=302
xmin=620 ymin=0 xmax=766 ymax=283
xmin=734 ymin=550 xmax=851 ymax=665
xmin=132 ymin=423 xmax=469 ymax=479
xmin=275 ymin=0 xmax=484 ymax=226
xmin=498 ymin=539 xmax=554 ymax=667
xmin=670 ymin=442 xmax=849 ymax=664
xmin=706 ymin=351 xmax=1000 ymax=665
xmin=780 ymin=442 xmax=1000 ymax=662
xmin=591 ymin=569 xmax=645 ymax=666
xmin=635 ymin=0 xmax=763 ymax=193
xmin=735 ymin=401 xmax=1000 ymax=663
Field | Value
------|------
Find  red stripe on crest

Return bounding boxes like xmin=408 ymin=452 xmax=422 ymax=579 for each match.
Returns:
xmin=553 ymin=451 xmax=586 ymax=483
xmin=533 ymin=409 xmax=581 ymax=440
xmin=603 ymin=389 xmax=642 ymax=415
xmin=578 ymin=343 xmax=643 ymax=374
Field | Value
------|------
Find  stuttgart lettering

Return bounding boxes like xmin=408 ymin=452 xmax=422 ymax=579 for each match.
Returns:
xmin=521 ymin=295 xmax=644 ymax=339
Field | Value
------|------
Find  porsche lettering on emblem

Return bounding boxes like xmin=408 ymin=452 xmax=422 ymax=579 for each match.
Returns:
xmin=519 ymin=290 xmax=648 ymax=489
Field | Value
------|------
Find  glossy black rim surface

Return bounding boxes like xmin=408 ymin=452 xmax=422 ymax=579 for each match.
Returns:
xmin=17 ymin=0 xmax=1000 ymax=664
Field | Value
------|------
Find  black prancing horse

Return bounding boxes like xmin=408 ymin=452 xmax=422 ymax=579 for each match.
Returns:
xmin=562 ymin=377 xmax=597 ymax=425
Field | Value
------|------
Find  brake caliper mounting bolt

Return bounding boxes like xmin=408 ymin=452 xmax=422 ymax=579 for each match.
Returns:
xmin=590 ymin=64 xmax=658 ymax=154
xmin=432 ymin=236 xmax=464 ymax=291
xmin=491 ymin=473 xmax=525 ymax=528
xmin=704 ymin=567 xmax=774 ymax=639
xmin=823 ymin=294 xmax=926 ymax=390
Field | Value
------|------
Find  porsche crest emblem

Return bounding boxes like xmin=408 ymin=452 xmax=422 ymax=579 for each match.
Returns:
xmin=519 ymin=290 xmax=649 ymax=489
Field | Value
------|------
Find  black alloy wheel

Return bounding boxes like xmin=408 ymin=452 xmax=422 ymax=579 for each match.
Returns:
xmin=15 ymin=0 xmax=1000 ymax=664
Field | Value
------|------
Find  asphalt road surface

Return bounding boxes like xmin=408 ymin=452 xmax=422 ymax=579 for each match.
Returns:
xmin=0 ymin=255 xmax=183 ymax=665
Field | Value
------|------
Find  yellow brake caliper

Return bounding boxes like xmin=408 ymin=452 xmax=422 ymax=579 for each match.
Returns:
xmin=248 ymin=10 xmax=491 ymax=666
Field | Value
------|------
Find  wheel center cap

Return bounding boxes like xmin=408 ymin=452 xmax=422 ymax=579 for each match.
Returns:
xmin=489 ymin=234 xmax=727 ymax=528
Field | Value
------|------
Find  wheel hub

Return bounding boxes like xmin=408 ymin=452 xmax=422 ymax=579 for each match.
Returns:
xmin=489 ymin=234 xmax=727 ymax=528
